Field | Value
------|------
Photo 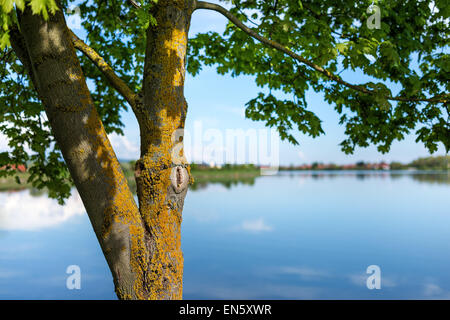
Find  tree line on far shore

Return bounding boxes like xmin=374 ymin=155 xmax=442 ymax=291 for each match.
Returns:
xmin=281 ymin=155 xmax=449 ymax=171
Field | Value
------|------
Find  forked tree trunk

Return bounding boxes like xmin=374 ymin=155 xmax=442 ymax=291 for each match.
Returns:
xmin=11 ymin=1 xmax=195 ymax=299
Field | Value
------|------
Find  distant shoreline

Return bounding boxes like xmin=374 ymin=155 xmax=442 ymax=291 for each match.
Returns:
xmin=278 ymin=167 xmax=448 ymax=171
xmin=0 ymin=155 xmax=448 ymax=192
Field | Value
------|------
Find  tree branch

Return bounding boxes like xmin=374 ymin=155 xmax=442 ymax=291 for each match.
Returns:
xmin=128 ymin=0 xmax=141 ymax=9
xmin=195 ymin=1 xmax=449 ymax=103
xmin=9 ymin=28 xmax=31 ymax=69
xmin=0 ymin=48 xmax=13 ymax=62
xmin=9 ymin=25 xmax=40 ymax=91
xmin=69 ymin=29 xmax=140 ymax=110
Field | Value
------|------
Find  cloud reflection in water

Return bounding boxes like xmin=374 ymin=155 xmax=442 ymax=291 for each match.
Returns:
xmin=0 ymin=190 xmax=85 ymax=231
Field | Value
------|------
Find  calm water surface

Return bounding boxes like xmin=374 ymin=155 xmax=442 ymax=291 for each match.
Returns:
xmin=0 ymin=171 xmax=449 ymax=299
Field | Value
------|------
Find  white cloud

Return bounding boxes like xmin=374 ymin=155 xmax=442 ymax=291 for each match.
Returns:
xmin=364 ymin=54 xmax=377 ymax=64
xmin=108 ymin=133 xmax=139 ymax=160
xmin=0 ymin=132 xmax=11 ymax=152
xmin=184 ymin=207 xmax=220 ymax=222
xmin=421 ymin=281 xmax=450 ymax=299
xmin=239 ymin=218 xmax=272 ymax=233
xmin=298 ymin=151 xmax=307 ymax=161
xmin=348 ymin=273 xmax=397 ymax=288
xmin=0 ymin=243 xmax=40 ymax=256
xmin=424 ymin=283 xmax=443 ymax=297
xmin=0 ymin=269 xmax=23 ymax=279
xmin=348 ymin=274 xmax=367 ymax=287
xmin=0 ymin=190 xmax=85 ymax=230
xmin=278 ymin=266 xmax=329 ymax=280
xmin=184 ymin=282 xmax=322 ymax=299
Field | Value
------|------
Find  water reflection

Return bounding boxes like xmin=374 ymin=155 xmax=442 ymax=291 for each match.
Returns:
xmin=0 ymin=170 xmax=449 ymax=299
xmin=190 ymin=177 xmax=257 ymax=191
xmin=118 ymin=169 xmax=450 ymax=192
xmin=0 ymin=190 xmax=84 ymax=230
xmin=410 ymin=172 xmax=450 ymax=185
xmin=0 ymin=170 xmax=448 ymax=231
xmin=182 ymin=170 xmax=450 ymax=299
xmin=280 ymin=170 xmax=449 ymax=184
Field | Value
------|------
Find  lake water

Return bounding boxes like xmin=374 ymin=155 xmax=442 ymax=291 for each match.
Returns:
xmin=0 ymin=170 xmax=449 ymax=299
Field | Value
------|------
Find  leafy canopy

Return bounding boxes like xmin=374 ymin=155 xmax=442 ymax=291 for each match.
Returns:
xmin=0 ymin=0 xmax=449 ymax=202
xmin=189 ymin=0 xmax=449 ymax=153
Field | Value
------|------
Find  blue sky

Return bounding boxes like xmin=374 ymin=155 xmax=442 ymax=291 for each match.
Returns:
xmin=1 ymin=2 xmax=446 ymax=166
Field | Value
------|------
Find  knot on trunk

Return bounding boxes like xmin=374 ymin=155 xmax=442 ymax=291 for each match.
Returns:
xmin=134 ymin=160 xmax=145 ymax=178
xmin=170 ymin=165 xmax=188 ymax=193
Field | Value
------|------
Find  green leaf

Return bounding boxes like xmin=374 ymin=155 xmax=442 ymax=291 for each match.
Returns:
xmin=0 ymin=0 xmax=15 ymax=13
xmin=15 ymin=0 xmax=25 ymax=11
xmin=29 ymin=0 xmax=59 ymax=20
xmin=0 ymin=31 xmax=10 ymax=49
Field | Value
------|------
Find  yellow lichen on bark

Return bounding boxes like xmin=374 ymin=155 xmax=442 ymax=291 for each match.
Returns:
xmin=74 ymin=0 xmax=195 ymax=299
xmin=136 ymin=150 xmax=184 ymax=299
xmin=132 ymin=1 xmax=194 ymax=299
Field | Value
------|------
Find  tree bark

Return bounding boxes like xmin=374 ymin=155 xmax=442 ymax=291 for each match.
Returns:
xmin=133 ymin=0 xmax=195 ymax=299
xmin=11 ymin=1 xmax=195 ymax=299
xmin=13 ymin=7 xmax=143 ymax=299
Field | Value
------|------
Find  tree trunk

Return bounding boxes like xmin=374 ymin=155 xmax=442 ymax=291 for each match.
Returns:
xmin=133 ymin=0 xmax=195 ymax=299
xmin=11 ymin=0 xmax=195 ymax=299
